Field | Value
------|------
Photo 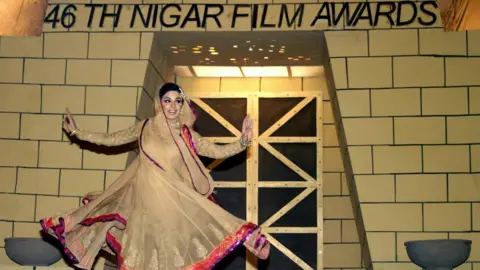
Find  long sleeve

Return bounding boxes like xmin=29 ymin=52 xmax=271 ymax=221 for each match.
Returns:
xmin=190 ymin=129 xmax=246 ymax=159
xmin=74 ymin=119 xmax=146 ymax=147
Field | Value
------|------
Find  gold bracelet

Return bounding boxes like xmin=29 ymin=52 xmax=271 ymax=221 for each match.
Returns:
xmin=240 ymin=137 xmax=252 ymax=147
xmin=70 ymin=129 xmax=78 ymax=136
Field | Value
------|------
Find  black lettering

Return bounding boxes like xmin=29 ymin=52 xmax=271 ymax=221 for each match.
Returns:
xmin=181 ymin=4 xmax=201 ymax=28
xmin=310 ymin=3 xmax=331 ymax=27
xmin=44 ymin=5 xmax=61 ymax=28
xmin=232 ymin=4 xmax=250 ymax=28
xmin=201 ymin=4 xmax=223 ymax=28
xmin=396 ymin=1 xmax=416 ymax=26
xmin=252 ymin=4 xmax=258 ymax=29
xmin=374 ymin=2 xmax=395 ymax=26
xmin=85 ymin=4 xmax=102 ymax=28
xmin=330 ymin=3 xmax=350 ymax=26
xmin=99 ymin=4 xmax=122 ymax=28
xmin=160 ymin=4 xmax=181 ymax=28
xmin=352 ymin=2 xmax=374 ymax=26
xmin=260 ymin=4 xmax=275 ymax=28
xmin=61 ymin=4 xmax=77 ymax=28
xmin=418 ymin=0 xmax=438 ymax=26
xmin=152 ymin=5 xmax=160 ymax=28
xmin=131 ymin=4 xmax=154 ymax=28
xmin=279 ymin=4 xmax=304 ymax=27
xmin=348 ymin=3 xmax=365 ymax=25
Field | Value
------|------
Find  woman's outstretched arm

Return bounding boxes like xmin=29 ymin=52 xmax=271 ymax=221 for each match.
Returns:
xmin=72 ymin=120 xmax=145 ymax=146
xmin=188 ymin=115 xmax=253 ymax=159
xmin=190 ymin=130 xmax=247 ymax=160
xmin=63 ymin=107 xmax=145 ymax=146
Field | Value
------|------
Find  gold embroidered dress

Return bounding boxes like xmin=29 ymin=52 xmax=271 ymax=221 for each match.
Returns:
xmin=40 ymin=93 xmax=270 ymax=270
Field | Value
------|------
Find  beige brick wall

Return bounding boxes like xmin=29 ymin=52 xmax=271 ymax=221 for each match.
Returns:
xmin=0 ymin=33 xmax=149 ymax=270
xmin=326 ymin=27 xmax=480 ymax=269
xmin=0 ymin=0 xmax=479 ymax=269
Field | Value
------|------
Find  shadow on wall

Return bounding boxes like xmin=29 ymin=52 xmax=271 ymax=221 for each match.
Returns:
xmin=320 ymin=32 xmax=373 ymax=269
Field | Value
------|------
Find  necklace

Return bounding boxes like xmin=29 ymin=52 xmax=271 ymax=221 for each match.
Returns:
xmin=170 ymin=121 xmax=181 ymax=128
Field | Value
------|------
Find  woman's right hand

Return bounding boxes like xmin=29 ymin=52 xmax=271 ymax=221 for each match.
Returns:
xmin=63 ymin=107 xmax=78 ymax=136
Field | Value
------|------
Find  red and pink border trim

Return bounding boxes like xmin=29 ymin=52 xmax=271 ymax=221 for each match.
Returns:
xmin=40 ymin=214 xmax=264 ymax=270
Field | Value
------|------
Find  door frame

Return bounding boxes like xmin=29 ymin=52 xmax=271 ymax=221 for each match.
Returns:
xmin=188 ymin=91 xmax=324 ymax=270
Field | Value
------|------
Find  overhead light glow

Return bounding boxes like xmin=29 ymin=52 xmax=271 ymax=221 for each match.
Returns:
xmin=290 ymin=66 xmax=324 ymax=77
xmin=175 ymin=65 xmax=325 ymax=78
xmin=173 ymin=66 xmax=193 ymax=77
xmin=192 ymin=66 xmax=243 ymax=77
xmin=241 ymin=66 xmax=289 ymax=77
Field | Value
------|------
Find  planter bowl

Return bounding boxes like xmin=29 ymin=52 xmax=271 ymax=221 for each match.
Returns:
xmin=405 ymin=239 xmax=472 ymax=270
xmin=4 ymin=237 xmax=63 ymax=266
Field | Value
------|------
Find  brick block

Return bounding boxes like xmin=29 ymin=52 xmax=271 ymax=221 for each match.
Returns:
xmin=369 ymin=29 xmax=418 ymax=56
xmin=446 ymin=58 xmax=480 ymax=86
xmin=0 ymin=59 xmax=23 ymax=83
xmin=17 ymin=168 xmax=59 ymax=195
xmin=394 ymin=117 xmax=445 ymax=144
xmin=424 ymin=203 xmax=471 ymax=231
xmin=448 ymin=174 xmax=480 ymax=202
xmin=393 ymin=57 xmax=444 ymax=87
xmin=325 ymin=31 xmax=368 ymax=57
xmin=0 ymin=36 xmax=43 ymax=57
xmin=20 ymin=114 xmax=63 ymax=141
xmin=44 ymin=33 xmax=88 ymax=58
xmin=60 ymin=169 xmax=105 ymax=196
xmin=371 ymin=88 xmax=420 ymax=116
xmin=348 ymin=57 xmax=392 ymax=88
xmin=447 ymin=116 xmax=480 ymax=144
xmin=419 ymin=29 xmax=467 ymax=55
xmin=423 ymin=145 xmax=470 ymax=173
xmin=343 ymin=117 xmax=393 ymax=145
xmin=24 ymin=59 xmax=66 ymax=84
xmin=422 ymin=87 xmax=468 ymax=115
xmin=373 ymin=146 xmax=422 ymax=173
xmin=348 ymin=146 xmax=372 ymax=174
xmin=355 ymin=175 xmax=395 ymax=202
xmin=85 ymin=86 xmax=137 ymax=115
xmin=0 ymin=194 xmax=35 ymax=221
xmin=362 ymin=203 xmax=422 ymax=231
xmin=0 ymin=113 xmax=19 ymax=139
xmin=66 ymin=59 xmax=111 ymax=85
xmin=336 ymin=90 xmax=370 ymax=117
xmin=89 ymin=33 xmax=141 ymax=59
xmin=39 ymin=141 xmax=82 ymax=169
xmin=0 ymin=140 xmax=37 ymax=167
xmin=324 ymin=197 xmax=354 ymax=219
xmin=42 ymin=85 xmax=85 ymax=114
xmin=396 ymin=174 xmax=447 ymax=202
xmin=0 ymin=84 xmax=41 ymax=113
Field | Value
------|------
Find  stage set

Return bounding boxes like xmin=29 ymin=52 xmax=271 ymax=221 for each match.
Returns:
xmin=103 ymin=31 xmax=327 ymax=270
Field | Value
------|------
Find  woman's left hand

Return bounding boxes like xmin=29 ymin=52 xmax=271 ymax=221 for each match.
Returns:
xmin=241 ymin=115 xmax=253 ymax=144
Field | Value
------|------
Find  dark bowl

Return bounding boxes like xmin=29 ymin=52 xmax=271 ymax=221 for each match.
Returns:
xmin=405 ymin=239 xmax=472 ymax=269
xmin=4 ymin=237 xmax=63 ymax=266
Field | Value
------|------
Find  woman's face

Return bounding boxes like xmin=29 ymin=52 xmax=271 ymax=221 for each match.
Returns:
xmin=161 ymin=90 xmax=183 ymax=121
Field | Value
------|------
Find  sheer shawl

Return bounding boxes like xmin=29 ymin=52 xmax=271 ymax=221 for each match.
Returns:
xmin=39 ymin=89 xmax=270 ymax=270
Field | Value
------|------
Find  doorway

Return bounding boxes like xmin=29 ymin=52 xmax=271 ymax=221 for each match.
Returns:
xmin=188 ymin=90 xmax=323 ymax=270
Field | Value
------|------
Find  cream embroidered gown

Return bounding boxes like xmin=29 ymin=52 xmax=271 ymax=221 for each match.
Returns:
xmin=40 ymin=94 xmax=270 ymax=270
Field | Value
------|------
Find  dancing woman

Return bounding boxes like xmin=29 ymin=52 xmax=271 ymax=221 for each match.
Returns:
xmin=40 ymin=83 xmax=270 ymax=270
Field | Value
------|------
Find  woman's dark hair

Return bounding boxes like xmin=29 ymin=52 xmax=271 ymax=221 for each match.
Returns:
xmin=159 ymin=82 xmax=182 ymax=99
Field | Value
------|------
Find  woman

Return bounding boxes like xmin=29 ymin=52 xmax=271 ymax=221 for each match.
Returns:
xmin=40 ymin=83 xmax=270 ymax=270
